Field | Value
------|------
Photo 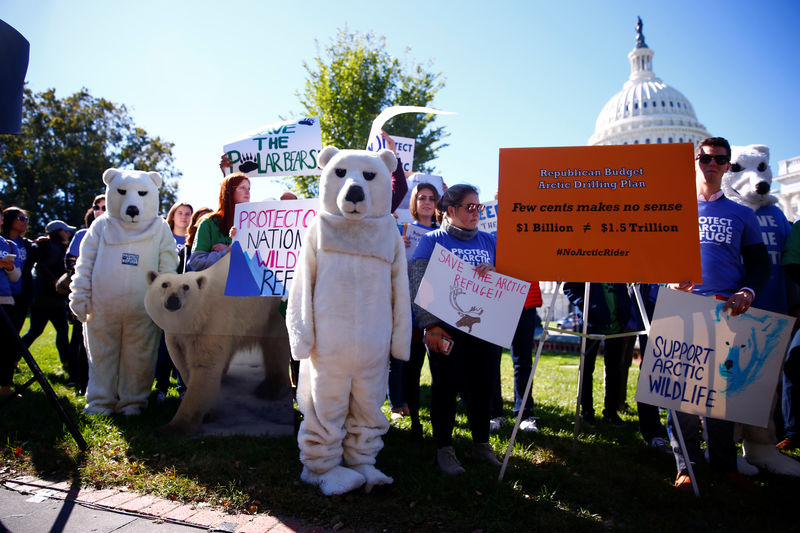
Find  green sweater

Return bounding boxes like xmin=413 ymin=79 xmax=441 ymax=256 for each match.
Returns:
xmin=192 ymin=216 xmax=231 ymax=253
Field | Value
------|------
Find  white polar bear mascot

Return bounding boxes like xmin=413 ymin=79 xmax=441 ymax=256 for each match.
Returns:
xmin=70 ymin=168 xmax=178 ymax=416
xmin=722 ymin=145 xmax=800 ymax=477
xmin=287 ymin=146 xmax=411 ymax=496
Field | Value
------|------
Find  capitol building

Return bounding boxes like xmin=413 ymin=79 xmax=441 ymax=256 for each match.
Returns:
xmin=587 ymin=18 xmax=710 ymax=147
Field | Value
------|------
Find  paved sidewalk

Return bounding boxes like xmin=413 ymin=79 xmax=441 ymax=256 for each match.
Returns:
xmin=1 ymin=475 xmax=319 ymax=533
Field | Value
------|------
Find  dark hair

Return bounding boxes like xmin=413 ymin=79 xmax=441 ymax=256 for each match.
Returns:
xmin=698 ymin=137 xmax=731 ymax=158
xmin=93 ymin=194 xmax=106 ymax=206
xmin=409 ymin=183 xmax=440 ymax=223
xmin=211 ymin=173 xmax=249 ymax=235
xmin=166 ymin=202 xmax=193 ymax=232
xmin=438 ymin=184 xmax=479 ymax=218
xmin=1 ymin=207 xmax=28 ymax=238
xmin=84 ymin=208 xmax=95 ymax=228
xmin=186 ymin=207 xmax=214 ymax=248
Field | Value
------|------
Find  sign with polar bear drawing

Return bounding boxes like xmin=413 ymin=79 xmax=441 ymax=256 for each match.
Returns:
xmin=222 ymin=117 xmax=322 ymax=178
xmin=636 ymin=289 xmax=795 ymax=427
xmin=414 ymin=243 xmax=529 ymax=348
xmin=225 ymin=198 xmax=319 ymax=297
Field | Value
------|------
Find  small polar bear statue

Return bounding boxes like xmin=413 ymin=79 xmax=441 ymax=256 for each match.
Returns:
xmin=287 ymin=146 xmax=412 ymax=496
xmin=70 ymin=168 xmax=178 ymax=416
xmin=144 ymin=252 xmax=292 ymax=436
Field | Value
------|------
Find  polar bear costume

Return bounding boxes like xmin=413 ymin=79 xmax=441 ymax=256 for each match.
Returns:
xmin=287 ymin=146 xmax=411 ymax=496
xmin=722 ymin=145 xmax=800 ymax=477
xmin=70 ymin=168 xmax=178 ymax=416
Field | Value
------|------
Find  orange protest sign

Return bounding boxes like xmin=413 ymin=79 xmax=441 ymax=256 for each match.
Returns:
xmin=497 ymin=143 xmax=701 ymax=283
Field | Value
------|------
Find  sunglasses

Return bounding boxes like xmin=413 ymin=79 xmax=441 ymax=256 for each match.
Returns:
xmin=696 ymin=154 xmax=730 ymax=165
xmin=453 ymin=203 xmax=484 ymax=213
xmin=16 ymin=215 xmax=28 ymax=222
xmin=92 ymin=205 xmax=107 ymax=211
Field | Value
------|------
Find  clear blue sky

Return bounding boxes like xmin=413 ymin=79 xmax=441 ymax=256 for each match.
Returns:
xmin=4 ymin=0 xmax=799 ymax=213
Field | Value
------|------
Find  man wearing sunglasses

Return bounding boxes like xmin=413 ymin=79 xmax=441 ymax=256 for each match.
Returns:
xmin=668 ymin=136 xmax=770 ymax=490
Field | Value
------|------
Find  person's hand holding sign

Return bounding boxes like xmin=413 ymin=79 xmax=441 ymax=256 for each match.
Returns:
xmin=669 ymin=280 xmax=753 ymax=316
xmin=723 ymin=289 xmax=754 ymax=317
xmin=424 ymin=325 xmax=453 ymax=355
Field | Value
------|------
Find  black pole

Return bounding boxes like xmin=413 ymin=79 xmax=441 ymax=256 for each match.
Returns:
xmin=0 ymin=306 xmax=88 ymax=451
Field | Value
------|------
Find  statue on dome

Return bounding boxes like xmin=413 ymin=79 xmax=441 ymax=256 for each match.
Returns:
xmin=635 ymin=16 xmax=647 ymax=48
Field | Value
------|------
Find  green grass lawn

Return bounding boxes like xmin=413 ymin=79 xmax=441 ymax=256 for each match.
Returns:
xmin=2 ymin=322 xmax=798 ymax=532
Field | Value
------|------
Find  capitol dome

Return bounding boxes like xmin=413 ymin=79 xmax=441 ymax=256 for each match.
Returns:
xmin=588 ymin=18 xmax=710 ymax=146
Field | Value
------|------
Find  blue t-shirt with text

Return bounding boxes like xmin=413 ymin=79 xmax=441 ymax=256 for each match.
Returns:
xmin=694 ymin=196 xmax=763 ymax=298
xmin=413 ymin=228 xmax=496 ymax=266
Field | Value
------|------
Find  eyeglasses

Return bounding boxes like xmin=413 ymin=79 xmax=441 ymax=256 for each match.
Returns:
xmin=696 ymin=153 xmax=730 ymax=165
xmin=453 ymin=203 xmax=484 ymax=213
xmin=16 ymin=215 xmax=28 ymax=222
xmin=92 ymin=205 xmax=107 ymax=211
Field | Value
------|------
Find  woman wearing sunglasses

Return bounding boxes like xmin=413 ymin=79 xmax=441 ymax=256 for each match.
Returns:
xmin=409 ymin=184 xmax=501 ymax=474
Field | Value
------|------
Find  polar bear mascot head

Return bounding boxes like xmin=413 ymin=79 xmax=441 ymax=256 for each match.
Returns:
xmin=721 ymin=145 xmax=776 ymax=211
xmin=317 ymin=146 xmax=397 ymax=220
xmin=103 ymin=168 xmax=163 ymax=229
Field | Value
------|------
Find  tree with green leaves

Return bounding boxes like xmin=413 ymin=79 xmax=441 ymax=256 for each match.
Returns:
xmin=0 ymin=87 xmax=180 ymax=235
xmin=293 ymin=29 xmax=447 ymax=197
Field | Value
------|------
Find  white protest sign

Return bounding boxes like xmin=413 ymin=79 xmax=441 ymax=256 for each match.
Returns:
xmin=395 ymin=174 xmax=445 ymax=225
xmin=403 ymin=224 xmax=433 ymax=262
xmin=479 ymin=200 xmax=498 ymax=236
xmin=636 ymin=289 xmax=794 ymax=427
xmin=414 ymin=243 xmax=529 ymax=348
xmin=223 ymin=117 xmax=322 ymax=178
xmin=367 ymin=134 xmax=416 ymax=172
xmin=225 ymin=198 xmax=319 ymax=297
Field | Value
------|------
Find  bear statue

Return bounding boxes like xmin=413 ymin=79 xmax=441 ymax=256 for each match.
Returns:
xmin=70 ymin=168 xmax=178 ymax=416
xmin=287 ymin=146 xmax=412 ymax=496
xmin=144 ymin=252 xmax=292 ymax=436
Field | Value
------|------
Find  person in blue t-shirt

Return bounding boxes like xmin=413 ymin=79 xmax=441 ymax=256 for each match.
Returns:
xmin=410 ymin=184 xmax=501 ymax=474
xmin=669 ymin=137 xmax=770 ymax=491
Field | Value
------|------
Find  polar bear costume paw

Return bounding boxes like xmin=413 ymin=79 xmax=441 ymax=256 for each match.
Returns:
xmin=350 ymin=464 xmax=393 ymax=493
xmin=83 ymin=405 xmax=114 ymax=416
xmin=743 ymin=441 xmax=800 ymax=477
xmin=301 ymin=465 xmax=366 ymax=496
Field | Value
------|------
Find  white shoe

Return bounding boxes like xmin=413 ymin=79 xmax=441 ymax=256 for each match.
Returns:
xmin=489 ymin=417 xmax=506 ymax=432
xmin=520 ymin=417 xmax=539 ymax=433
xmin=436 ymin=446 xmax=465 ymax=475
xmin=471 ymin=443 xmax=502 ymax=466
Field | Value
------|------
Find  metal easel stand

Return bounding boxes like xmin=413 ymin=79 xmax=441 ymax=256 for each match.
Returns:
xmin=0 ymin=306 xmax=88 ymax=451
xmin=499 ymin=281 xmax=560 ymax=481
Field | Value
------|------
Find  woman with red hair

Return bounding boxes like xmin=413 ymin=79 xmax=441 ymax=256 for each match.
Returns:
xmin=187 ymin=173 xmax=250 ymax=271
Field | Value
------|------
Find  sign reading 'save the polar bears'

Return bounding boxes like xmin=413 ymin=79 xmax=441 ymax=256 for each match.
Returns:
xmin=636 ymin=289 xmax=794 ymax=427
xmin=225 ymin=199 xmax=319 ymax=297
xmin=223 ymin=117 xmax=322 ymax=178
xmin=414 ymin=243 xmax=529 ymax=348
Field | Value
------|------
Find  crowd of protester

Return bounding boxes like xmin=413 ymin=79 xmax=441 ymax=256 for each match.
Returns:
xmin=2 ymin=135 xmax=799 ymax=489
